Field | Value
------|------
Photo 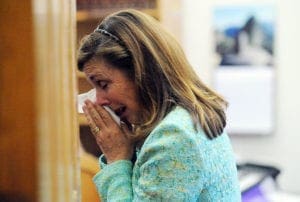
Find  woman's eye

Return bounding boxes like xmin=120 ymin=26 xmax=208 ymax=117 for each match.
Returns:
xmin=96 ymin=81 xmax=108 ymax=89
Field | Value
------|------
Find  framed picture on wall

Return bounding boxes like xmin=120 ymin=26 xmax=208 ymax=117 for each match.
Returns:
xmin=212 ymin=4 xmax=276 ymax=135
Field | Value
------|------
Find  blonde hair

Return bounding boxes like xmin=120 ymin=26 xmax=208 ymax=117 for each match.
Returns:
xmin=77 ymin=9 xmax=227 ymax=140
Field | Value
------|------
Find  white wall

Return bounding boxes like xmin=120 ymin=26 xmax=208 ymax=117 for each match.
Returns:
xmin=181 ymin=0 xmax=300 ymax=193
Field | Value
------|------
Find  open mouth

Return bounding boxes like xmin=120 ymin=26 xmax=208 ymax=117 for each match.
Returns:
xmin=114 ymin=106 xmax=126 ymax=117
xmin=114 ymin=106 xmax=134 ymax=131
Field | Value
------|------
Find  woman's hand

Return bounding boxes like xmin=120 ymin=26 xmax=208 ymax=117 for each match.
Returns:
xmin=82 ymin=100 xmax=134 ymax=164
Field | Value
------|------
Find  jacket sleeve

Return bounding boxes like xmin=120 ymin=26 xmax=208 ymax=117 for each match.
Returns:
xmin=93 ymin=123 xmax=203 ymax=202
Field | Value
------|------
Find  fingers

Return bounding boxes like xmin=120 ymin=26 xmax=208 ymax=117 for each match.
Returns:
xmin=84 ymin=100 xmax=106 ymax=125
xmin=83 ymin=100 xmax=106 ymax=137
xmin=83 ymin=100 xmax=120 ymax=137
xmin=94 ymin=104 xmax=118 ymax=127
xmin=120 ymin=121 xmax=133 ymax=140
xmin=82 ymin=105 xmax=100 ymax=136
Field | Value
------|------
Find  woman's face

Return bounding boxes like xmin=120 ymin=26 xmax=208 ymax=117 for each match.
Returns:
xmin=83 ymin=58 xmax=142 ymax=125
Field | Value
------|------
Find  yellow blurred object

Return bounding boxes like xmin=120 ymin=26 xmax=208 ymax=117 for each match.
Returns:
xmin=81 ymin=150 xmax=101 ymax=202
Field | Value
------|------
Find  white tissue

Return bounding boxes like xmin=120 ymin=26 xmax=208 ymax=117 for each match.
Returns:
xmin=77 ymin=88 xmax=121 ymax=125
xmin=77 ymin=88 xmax=96 ymax=113
xmin=103 ymin=106 xmax=121 ymax=125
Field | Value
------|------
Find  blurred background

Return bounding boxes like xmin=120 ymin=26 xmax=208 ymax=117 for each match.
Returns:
xmin=1 ymin=0 xmax=300 ymax=201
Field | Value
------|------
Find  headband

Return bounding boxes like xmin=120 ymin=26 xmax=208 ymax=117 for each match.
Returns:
xmin=94 ymin=27 xmax=120 ymax=42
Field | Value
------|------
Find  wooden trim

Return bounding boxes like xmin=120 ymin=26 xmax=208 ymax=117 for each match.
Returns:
xmin=77 ymin=8 xmax=159 ymax=22
xmin=32 ymin=0 xmax=80 ymax=201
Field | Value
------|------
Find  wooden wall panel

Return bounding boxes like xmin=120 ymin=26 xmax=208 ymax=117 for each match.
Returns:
xmin=0 ymin=0 xmax=79 ymax=201
xmin=0 ymin=0 xmax=37 ymax=201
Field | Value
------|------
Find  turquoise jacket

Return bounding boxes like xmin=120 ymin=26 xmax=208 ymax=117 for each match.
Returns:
xmin=93 ymin=106 xmax=241 ymax=201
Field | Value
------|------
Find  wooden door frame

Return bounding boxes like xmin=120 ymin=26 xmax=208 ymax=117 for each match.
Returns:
xmin=33 ymin=0 xmax=80 ymax=201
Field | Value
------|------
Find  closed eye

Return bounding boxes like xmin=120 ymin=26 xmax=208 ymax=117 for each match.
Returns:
xmin=95 ymin=80 xmax=108 ymax=90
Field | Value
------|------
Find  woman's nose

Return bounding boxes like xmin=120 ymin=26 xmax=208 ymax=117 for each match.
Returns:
xmin=95 ymin=92 xmax=110 ymax=106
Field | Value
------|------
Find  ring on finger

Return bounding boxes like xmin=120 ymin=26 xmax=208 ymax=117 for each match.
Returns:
xmin=92 ymin=126 xmax=100 ymax=134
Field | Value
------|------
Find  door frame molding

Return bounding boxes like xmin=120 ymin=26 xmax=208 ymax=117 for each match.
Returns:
xmin=33 ymin=0 xmax=80 ymax=201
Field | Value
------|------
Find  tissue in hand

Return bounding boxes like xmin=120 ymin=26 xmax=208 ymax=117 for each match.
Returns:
xmin=77 ymin=88 xmax=96 ymax=113
xmin=77 ymin=88 xmax=120 ymax=125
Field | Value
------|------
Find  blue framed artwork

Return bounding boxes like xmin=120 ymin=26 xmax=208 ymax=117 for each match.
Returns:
xmin=213 ymin=4 xmax=276 ymax=135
